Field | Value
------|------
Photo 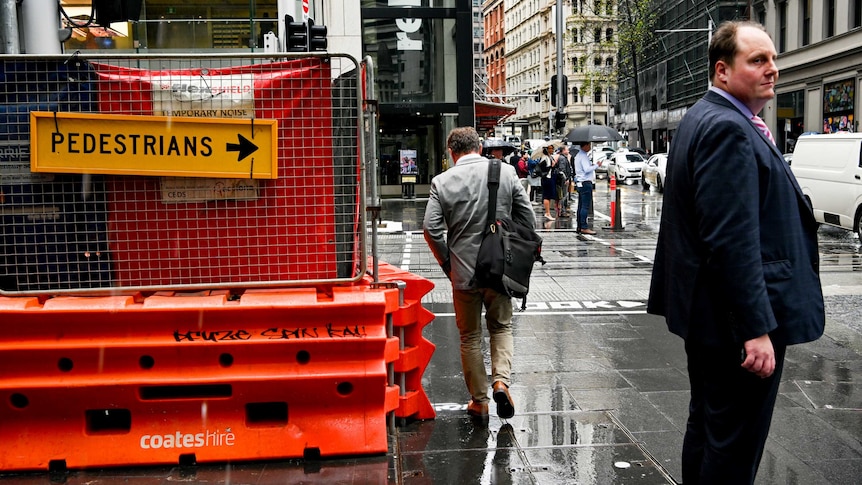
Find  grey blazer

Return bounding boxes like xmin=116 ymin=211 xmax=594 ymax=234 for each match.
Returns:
xmin=424 ymin=153 xmax=536 ymax=290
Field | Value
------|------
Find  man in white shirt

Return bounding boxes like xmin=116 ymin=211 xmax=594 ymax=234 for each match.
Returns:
xmin=573 ymin=141 xmax=597 ymax=234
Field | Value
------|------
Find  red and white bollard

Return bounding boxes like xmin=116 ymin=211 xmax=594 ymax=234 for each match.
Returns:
xmin=605 ymin=176 xmax=624 ymax=231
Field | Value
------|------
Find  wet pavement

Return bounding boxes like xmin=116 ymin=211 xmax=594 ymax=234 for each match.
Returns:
xmin=3 ymin=184 xmax=862 ymax=484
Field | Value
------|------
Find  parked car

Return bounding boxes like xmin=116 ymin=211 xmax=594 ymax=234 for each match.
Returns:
xmin=504 ymin=135 xmax=522 ymax=147
xmin=643 ymin=153 xmax=668 ymax=192
xmin=789 ymin=132 xmax=862 ymax=240
xmin=608 ymin=151 xmax=646 ymax=184
xmin=628 ymin=146 xmax=648 ymax=157
xmin=595 ymin=146 xmax=615 ymax=158
xmin=783 ymin=153 xmax=793 ymax=165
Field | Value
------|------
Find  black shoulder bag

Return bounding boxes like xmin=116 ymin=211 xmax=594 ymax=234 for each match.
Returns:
xmin=473 ymin=159 xmax=545 ymax=311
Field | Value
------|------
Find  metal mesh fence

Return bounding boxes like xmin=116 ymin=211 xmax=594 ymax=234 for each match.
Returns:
xmin=0 ymin=53 xmax=365 ymax=295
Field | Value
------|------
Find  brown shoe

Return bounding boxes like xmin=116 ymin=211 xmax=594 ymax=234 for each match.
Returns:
xmin=493 ymin=381 xmax=515 ymax=419
xmin=467 ymin=399 xmax=489 ymax=418
xmin=578 ymin=228 xmax=597 ymax=235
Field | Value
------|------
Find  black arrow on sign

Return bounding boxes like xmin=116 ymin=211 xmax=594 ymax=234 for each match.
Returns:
xmin=226 ymin=134 xmax=259 ymax=162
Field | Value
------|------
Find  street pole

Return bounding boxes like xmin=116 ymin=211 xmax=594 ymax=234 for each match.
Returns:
xmin=0 ymin=0 xmax=20 ymax=53
xmin=19 ymin=0 xmax=61 ymax=53
xmin=555 ymin=0 xmax=564 ymax=135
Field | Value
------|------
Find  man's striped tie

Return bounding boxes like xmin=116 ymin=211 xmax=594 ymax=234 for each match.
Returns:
xmin=751 ymin=115 xmax=775 ymax=146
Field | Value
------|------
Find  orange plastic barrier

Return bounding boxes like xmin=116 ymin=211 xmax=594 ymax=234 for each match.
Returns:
xmin=0 ymin=285 xmax=410 ymax=471
xmin=370 ymin=261 xmax=436 ymax=421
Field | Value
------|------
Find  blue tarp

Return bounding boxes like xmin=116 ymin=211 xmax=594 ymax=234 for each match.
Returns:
xmin=0 ymin=59 xmax=112 ymax=291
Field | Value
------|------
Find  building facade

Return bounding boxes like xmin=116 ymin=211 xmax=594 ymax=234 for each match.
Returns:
xmin=615 ymin=0 xmax=861 ymax=155
xmin=614 ymin=1 xmax=751 ymax=153
xmin=501 ymin=0 xmax=616 ymax=141
xmin=755 ymin=0 xmax=862 ymax=153
xmin=483 ymin=0 xmax=507 ymax=102
xmin=474 ymin=0 xmax=488 ymax=99
xmin=565 ymin=0 xmax=617 ymax=131
xmin=503 ymin=0 xmax=548 ymax=139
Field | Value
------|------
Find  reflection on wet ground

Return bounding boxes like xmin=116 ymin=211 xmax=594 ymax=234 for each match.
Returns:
xmin=3 ymin=196 xmax=861 ymax=484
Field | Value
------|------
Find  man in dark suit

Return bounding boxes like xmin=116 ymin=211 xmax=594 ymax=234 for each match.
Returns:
xmin=648 ymin=21 xmax=825 ymax=484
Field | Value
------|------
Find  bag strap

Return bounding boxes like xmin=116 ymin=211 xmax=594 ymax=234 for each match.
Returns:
xmin=487 ymin=158 xmax=530 ymax=312
xmin=485 ymin=158 xmax=501 ymax=232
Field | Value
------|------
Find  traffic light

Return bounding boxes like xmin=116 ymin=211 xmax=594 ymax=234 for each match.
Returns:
xmin=307 ymin=18 xmax=328 ymax=51
xmin=285 ymin=15 xmax=308 ymax=52
xmin=550 ymin=74 xmax=568 ymax=107
xmin=554 ymin=110 xmax=567 ymax=130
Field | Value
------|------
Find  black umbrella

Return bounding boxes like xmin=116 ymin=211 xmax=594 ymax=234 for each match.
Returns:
xmin=565 ymin=125 xmax=623 ymax=144
xmin=482 ymin=138 xmax=517 ymax=157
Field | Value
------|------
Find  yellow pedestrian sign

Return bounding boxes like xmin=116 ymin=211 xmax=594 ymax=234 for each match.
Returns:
xmin=29 ymin=112 xmax=278 ymax=179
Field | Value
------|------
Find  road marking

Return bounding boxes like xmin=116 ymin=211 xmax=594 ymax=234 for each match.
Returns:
xmin=401 ymin=232 xmax=414 ymax=271
xmin=432 ymin=310 xmax=647 ymax=317
xmin=431 ymin=300 xmax=648 ymax=317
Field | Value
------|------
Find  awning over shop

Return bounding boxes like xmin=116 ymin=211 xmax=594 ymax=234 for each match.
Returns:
xmin=475 ymin=99 xmax=516 ymax=134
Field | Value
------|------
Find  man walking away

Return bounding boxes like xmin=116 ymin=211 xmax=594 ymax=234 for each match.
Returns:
xmin=648 ymin=21 xmax=824 ymax=484
xmin=423 ymin=127 xmax=536 ymax=421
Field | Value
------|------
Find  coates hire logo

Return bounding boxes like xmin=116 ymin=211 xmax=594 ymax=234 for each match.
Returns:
xmin=140 ymin=428 xmax=236 ymax=450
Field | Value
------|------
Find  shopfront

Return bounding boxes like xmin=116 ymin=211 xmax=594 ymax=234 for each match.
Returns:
xmin=822 ymin=79 xmax=856 ymax=134
xmin=777 ymin=78 xmax=857 ymax=155
xmin=61 ymin=0 xmax=278 ymax=52
xmin=361 ymin=0 xmax=475 ymax=197
xmin=777 ymin=89 xmax=805 ymax=154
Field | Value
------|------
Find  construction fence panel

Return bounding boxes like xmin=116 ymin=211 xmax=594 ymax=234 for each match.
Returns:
xmin=0 ymin=53 xmax=365 ymax=295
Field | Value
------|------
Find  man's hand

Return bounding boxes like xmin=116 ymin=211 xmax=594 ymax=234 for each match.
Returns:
xmin=741 ymin=334 xmax=776 ymax=378
xmin=441 ymin=259 xmax=451 ymax=280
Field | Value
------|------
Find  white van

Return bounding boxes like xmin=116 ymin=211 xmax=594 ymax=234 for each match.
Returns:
xmin=789 ymin=133 xmax=862 ymax=240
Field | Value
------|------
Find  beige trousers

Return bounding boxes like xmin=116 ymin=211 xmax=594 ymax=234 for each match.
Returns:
xmin=452 ymin=287 xmax=514 ymax=403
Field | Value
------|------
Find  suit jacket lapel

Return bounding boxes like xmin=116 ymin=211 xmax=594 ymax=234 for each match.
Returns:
xmin=703 ymin=92 xmax=814 ymax=224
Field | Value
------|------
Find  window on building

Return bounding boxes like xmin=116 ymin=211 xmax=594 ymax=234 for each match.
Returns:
xmin=756 ymin=7 xmax=766 ymax=25
xmin=606 ymin=2 xmax=613 ymax=15
xmin=572 ymin=87 xmax=579 ymax=103
xmin=778 ymin=1 xmax=788 ymax=52
xmin=802 ymin=0 xmax=810 ymax=46
xmin=572 ymin=57 xmax=579 ymax=71
xmin=594 ymin=57 xmax=601 ymax=68
xmin=606 ymin=28 xmax=613 ymax=41
xmin=855 ymin=0 xmax=862 ymax=28
xmin=606 ymin=57 xmax=613 ymax=67
xmin=594 ymin=88 xmax=601 ymax=103
xmin=826 ymin=0 xmax=835 ymax=37
xmin=594 ymin=28 xmax=601 ymax=43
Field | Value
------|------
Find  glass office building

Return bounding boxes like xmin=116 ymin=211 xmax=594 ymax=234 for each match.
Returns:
xmin=361 ymin=1 xmax=477 ymax=196
xmin=53 ymin=0 xmax=479 ymax=197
